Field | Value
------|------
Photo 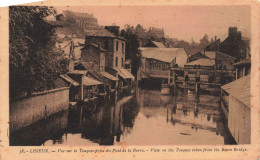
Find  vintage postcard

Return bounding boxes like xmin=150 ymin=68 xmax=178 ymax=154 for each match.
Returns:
xmin=0 ymin=0 xmax=259 ymax=159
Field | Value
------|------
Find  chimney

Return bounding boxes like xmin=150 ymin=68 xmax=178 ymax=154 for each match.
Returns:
xmin=228 ymin=27 xmax=237 ymax=37
xmin=105 ymin=26 xmax=120 ymax=36
xmin=215 ymin=36 xmax=217 ymax=42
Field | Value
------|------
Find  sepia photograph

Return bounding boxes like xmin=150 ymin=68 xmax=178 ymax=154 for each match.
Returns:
xmin=8 ymin=5 xmax=252 ymax=146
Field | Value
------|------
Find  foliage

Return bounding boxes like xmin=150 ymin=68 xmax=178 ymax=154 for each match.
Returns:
xmin=166 ymin=34 xmax=215 ymax=55
xmin=120 ymin=25 xmax=141 ymax=79
xmin=9 ymin=6 xmax=68 ymax=97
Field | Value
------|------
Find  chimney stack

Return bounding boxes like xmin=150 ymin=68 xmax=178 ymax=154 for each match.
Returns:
xmin=105 ymin=26 xmax=120 ymax=36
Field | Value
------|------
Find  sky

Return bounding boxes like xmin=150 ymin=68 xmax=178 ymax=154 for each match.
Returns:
xmin=55 ymin=5 xmax=251 ymax=43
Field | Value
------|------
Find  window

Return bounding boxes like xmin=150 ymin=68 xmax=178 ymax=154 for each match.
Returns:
xmin=116 ymin=41 xmax=119 ymax=51
xmin=121 ymin=58 xmax=124 ymax=67
xmin=122 ymin=43 xmax=124 ymax=53
xmin=115 ymin=57 xmax=118 ymax=67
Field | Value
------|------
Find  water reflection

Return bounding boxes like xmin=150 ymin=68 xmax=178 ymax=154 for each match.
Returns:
xmin=10 ymin=88 xmax=235 ymax=146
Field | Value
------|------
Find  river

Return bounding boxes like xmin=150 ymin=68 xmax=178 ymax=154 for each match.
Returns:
xmin=10 ymin=88 xmax=236 ymax=146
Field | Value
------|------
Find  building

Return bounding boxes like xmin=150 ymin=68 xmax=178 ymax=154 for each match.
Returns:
xmin=219 ymin=27 xmax=249 ymax=59
xmin=74 ymin=62 xmax=119 ymax=91
xmin=221 ymin=75 xmax=250 ymax=144
xmin=184 ymin=59 xmax=215 ymax=82
xmin=220 ymin=57 xmax=251 ymax=144
xmin=138 ymin=47 xmax=188 ymax=80
xmin=62 ymin=10 xmax=98 ymax=29
xmin=83 ymin=26 xmax=126 ymax=69
xmin=66 ymin=70 xmax=104 ymax=101
xmin=60 ymin=74 xmax=80 ymax=102
xmin=233 ymin=58 xmax=251 ymax=80
xmin=188 ymin=52 xmax=210 ymax=62
xmin=205 ymin=38 xmax=220 ymax=52
xmin=56 ymin=33 xmax=85 ymax=60
xmin=188 ymin=51 xmax=236 ymax=71
xmin=83 ymin=26 xmax=135 ymax=85
xmin=81 ymin=42 xmax=107 ymax=72
xmin=204 ymin=51 xmax=236 ymax=70
xmin=147 ymin=27 xmax=165 ymax=39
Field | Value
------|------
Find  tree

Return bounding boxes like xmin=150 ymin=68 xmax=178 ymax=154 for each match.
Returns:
xmin=120 ymin=26 xmax=141 ymax=79
xmin=9 ymin=6 xmax=68 ymax=97
xmin=199 ymin=34 xmax=210 ymax=49
xmin=134 ymin=24 xmax=146 ymax=38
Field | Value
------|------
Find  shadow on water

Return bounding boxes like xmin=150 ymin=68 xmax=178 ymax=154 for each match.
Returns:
xmin=10 ymin=87 xmax=236 ymax=146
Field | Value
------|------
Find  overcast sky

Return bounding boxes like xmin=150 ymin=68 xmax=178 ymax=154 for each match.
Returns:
xmin=56 ymin=5 xmax=251 ymax=43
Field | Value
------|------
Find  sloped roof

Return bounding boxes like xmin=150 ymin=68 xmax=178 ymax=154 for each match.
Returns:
xmin=204 ymin=51 xmax=236 ymax=60
xmin=60 ymin=74 xmax=80 ymax=87
xmin=185 ymin=59 xmax=215 ymax=66
xmin=84 ymin=27 xmax=116 ymax=38
xmin=217 ymin=51 xmax=237 ymax=60
xmin=233 ymin=58 xmax=251 ymax=66
xmin=221 ymin=75 xmax=250 ymax=107
xmin=140 ymin=47 xmax=186 ymax=63
xmin=151 ymin=41 xmax=166 ymax=48
xmin=82 ymin=76 xmax=103 ymax=86
xmin=116 ymin=68 xmax=135 ymax=80
xmin=100 ymin=71 xmax=119 ymax=81
xmin=75 ymin=62 xmax=107 ymax=82
xmin=81 ymin=43 xmax=107 ymax=52
xmin=205 ymin=51 xmax=216 ymax=59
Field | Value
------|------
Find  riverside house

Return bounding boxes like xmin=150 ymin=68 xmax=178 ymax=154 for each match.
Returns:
xmin=138 ymin=47 xmax=188 ymax=81
xmin=82 ymin=26 xmax=134 ymax=88
xmin=220 ymin=57 xmax=251 ymax=144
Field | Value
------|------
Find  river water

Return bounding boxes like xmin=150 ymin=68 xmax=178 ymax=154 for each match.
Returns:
xmin=10 ymin=88 xmax=236 ymax=146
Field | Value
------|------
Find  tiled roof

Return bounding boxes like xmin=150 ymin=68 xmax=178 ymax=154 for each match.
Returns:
xmin=140 ymin=47 xmax=186 ymax=63
xmin=221 ymin=75 xmax=250 ymax=107
xmin=185 ymin=59 xmax=215 ymax=66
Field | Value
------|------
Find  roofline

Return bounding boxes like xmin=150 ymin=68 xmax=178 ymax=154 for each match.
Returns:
xmin=80 ymin=43 xmax=107 ymax=52
xmin=144 ymin=57 xmax=171 ymax=64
